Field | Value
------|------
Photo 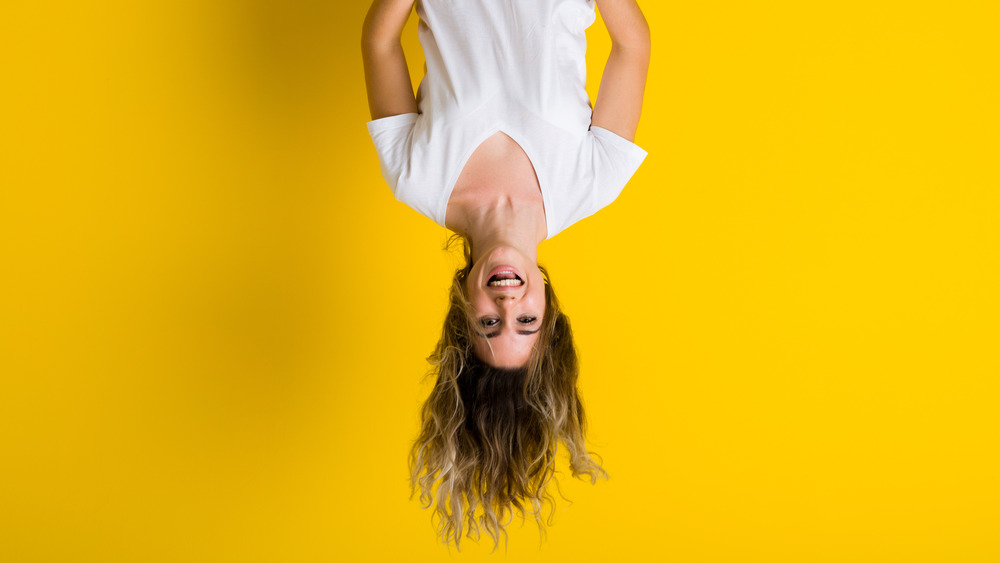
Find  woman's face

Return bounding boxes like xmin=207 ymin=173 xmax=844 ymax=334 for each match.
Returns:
xmin=465 ymin=247 xmax=545 ymax=368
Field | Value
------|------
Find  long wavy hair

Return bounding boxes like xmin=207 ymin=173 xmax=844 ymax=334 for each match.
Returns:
xmin=409 ymin=235 xmax=607 ymax=550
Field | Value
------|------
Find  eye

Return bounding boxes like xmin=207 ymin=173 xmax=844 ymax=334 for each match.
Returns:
xmin=518 ymin=316 xmax=537 ymax=324
xmin=480 ymin=317 xmax=500 ymax=328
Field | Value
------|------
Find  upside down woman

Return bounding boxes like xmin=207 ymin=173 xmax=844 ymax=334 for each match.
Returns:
xmin=362 ymin=0 xmax=650 ymax=548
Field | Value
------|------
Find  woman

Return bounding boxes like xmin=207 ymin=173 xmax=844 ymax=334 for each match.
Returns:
xmin=362 ymin=0 xmax=650 ymax=548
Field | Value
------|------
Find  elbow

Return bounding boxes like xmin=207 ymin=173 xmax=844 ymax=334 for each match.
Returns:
xmin=637 ymin=20 xmax=652 ymax=54
xmin=361 ymin=17 xmax=381 ymax=53
xmin=611 ymin=33 xmax=651 ymax=66
xmin=610 ymin=18 xmax=651 ymax=58
xmin=361 ymin=8 xmax=398 ymax=54
xmin=626 ymin=18 xmax=652 ymax=55
xmin=362 ymin=26 xmax=396 ymax=59
xmin=362 ymin=0 xmax=415 ymax=55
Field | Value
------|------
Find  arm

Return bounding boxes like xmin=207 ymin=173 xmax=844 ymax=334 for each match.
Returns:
xmin=591 ymin=0 xmax=651 ymax=142
xmin=362 ymin=0 xmax=419 ymax=120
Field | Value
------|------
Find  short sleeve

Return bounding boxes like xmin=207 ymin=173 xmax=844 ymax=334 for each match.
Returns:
xmin=539 ymin=125 xmax=648 ymax=239
xmin=588 ymin=126 xmax=648 ymax=209
xmin=366 ymin=113 xmax=419 ymax=195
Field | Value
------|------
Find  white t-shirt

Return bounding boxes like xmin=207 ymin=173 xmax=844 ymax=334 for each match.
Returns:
xmin=367 ymin=0 xmax=648 ymax=239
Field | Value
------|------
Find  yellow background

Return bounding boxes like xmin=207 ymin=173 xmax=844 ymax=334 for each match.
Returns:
xmin=2 ymin=1 xmax=998 ymax=561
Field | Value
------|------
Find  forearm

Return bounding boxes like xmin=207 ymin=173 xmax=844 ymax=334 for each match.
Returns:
xmin=362 ymin=0 xmax=419 ymax=119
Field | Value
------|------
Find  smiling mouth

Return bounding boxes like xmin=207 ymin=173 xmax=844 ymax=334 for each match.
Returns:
xmin=488 ymin=270 xmax=523 ymax=287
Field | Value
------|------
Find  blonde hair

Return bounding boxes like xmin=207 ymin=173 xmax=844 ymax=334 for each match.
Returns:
xmin=409 ymin=236 xmax=607 ymax=549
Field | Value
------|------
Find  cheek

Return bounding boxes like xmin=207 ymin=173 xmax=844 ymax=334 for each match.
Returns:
xmin=532 ymin=288 xmax=548 ymax=310
xmin=465 ymin=286 xmax=487 ymax=308
xmin=471 ymin=338 xmax=494 ymax=363
xmin=468 ymin=299 xmax=490 ymax=318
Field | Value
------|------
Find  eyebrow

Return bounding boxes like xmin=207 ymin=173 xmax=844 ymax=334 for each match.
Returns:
xmin=484 ymin=328 xmax=540 ymax=339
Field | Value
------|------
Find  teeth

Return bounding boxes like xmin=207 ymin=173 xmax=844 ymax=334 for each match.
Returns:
xmin=489 ymin=278 xmax=523 ymax=287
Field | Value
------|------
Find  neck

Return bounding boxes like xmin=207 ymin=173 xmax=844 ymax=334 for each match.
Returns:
xmin=451 ymin=196 xmax=546 ymax=263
